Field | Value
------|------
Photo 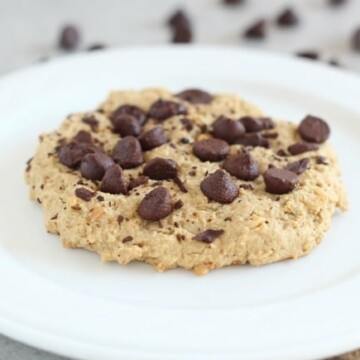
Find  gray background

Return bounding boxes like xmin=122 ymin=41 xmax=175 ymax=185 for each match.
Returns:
xmin=0 ymin=0 xmax=359 ymax=359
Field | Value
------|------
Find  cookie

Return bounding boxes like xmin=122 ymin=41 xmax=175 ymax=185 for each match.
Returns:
xmin=25 ymin=88 xmax=348 ymax=275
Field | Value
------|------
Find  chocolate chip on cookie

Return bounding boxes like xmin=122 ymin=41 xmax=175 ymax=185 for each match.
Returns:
xmin=223 ymin=153 xmax=260 ymax=181
xmin=285 ymin=158 xmax=310 ymax=175
xmin=298 ymin=115 xmax=330 ymax=143
xmin=112 ymin=136 xmax=144 ymax=169
xmin=139 ymin=127 xmax=168 ymax=151
xmin=316 ymin=156 xmax=328 ymax=165
xmin=181 ymin=117 xmax=194 ymax=131
xmin=75 ymin=188 xmax=94 ymax=201
xmin=128 ymin=175 xmax=149 ymax=191
xmin=200 ymin=169 xmax=239 ymax=203
xmin=143 ymin=158 xmax=177 ymax=180
xmin=73 ymin=130 xmax=92 ymax=143
xmin=212 ymin=116 xmax=245 ymax=144
xmin=193 ymin=139 xmax=230 ymax=162
xmin=82 ymin=116 xmax=99 ymax=132
xmin=243 ymin=19 xmax=266 ymax=39
xmin=80 ymin=152 xmax=114 ymax=180
xmin=112 ymin=114 xmax=141 ymax=137
xmin=138 ymin=186 xmax=173 ymax=221
xmin=239 ymin=116 xmax=274 ymax=132
xmin=235 ymin=133 xmax=269 ymax=148
xmin=277 ymin=8 xmax=299 ymax=27
xmin=263 ymin=168 xmax=299 ymax=194
xmin=176 ymin=89 xmax=213 ymax=104
xmin=288 ymin=142 xmax=319 ymax=155
xmin=100 ymin=164 xmax=128 ymax=194
xmin=58 ymin=141 xmax=97 ymax=168
xmin=111 ymin=104 xmax=147 ymax=126
xmin=193 ymin=229 xmax=224 ymax=244
xmin=148 ymin=99 xmax=187 ymax=121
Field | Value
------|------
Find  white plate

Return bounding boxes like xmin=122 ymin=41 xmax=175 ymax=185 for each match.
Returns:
xmin=0 ymin=46 xmax=359 ymax=360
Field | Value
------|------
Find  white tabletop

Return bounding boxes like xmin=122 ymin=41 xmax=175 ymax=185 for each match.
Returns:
xmin=1 ymin=0 xmax=359 ymax=359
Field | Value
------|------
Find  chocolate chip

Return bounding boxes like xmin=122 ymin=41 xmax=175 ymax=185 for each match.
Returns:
xmin=176 ymin=89 xmax=213 ymax=104
xmin=223 ymin=153 xmax=260 ymax=181
xmin=172 ymin=25 xmax=193 ymax=43
xmin=296 ymin=51 xmax=319 ymax=60
xmin=180 ymin=137 xmax=190 ymax=144
xmin=239 ymin=184 xmax=253 ymax=190
xmin=122 ymin=236 xmax=133 ymax=243
xmin=316 ymin=156 xmax=328 ymax=165
xmin=200 ymin=170 xmax=239 ymax=203
xmin=87 ymin=43 xmax=106 ymax=51
xmin=173 ymin=199 xmax=184 ymax=210
xmin=235 ymin=133 xmax=269 ymax=148
xmin=97 ymin=195 xmax=105 ymax=201
xmin=298 ymin=115 xmax=330 ymax=143
xmin=223 ymin=0 xmax=245 ymax=5
xmin=80 ymin=152 xmax=114 ymax=180
xmin=73 ymin=130 xmax=92 ymax=143
xmin=244 ymin=19 xmax=266 ymax=39
xmin=117 ymin=215 xmax=124 ymax=225
xmin=59 ymin=25 xmax=80 ymax=50
xmin=143 ymin=158 xmax=177 ymax=180
xmin=139 ymin=127 xmax=168 ymax=151
xmin=262 ymin=132 xmax=278 ymax=139
xmin=193 ymin=229 xmax=224 ymax=244
xmin=193 ymin=139 xmax=230 ymax=162
xmin=263 ymin=168 xmax=299 ymax=194
xmin=112 ymin=136 xmax=144 ymax=169
xmin=239 ymin=116 xmax=273 ymax=132
xmin=148 ymin=99 xmax=186 ymax=121
xmin=212 ymin=116 xmax=245 ymax=144
xmin=352 ymin=28 xmax=360 ymax=51
xmin=288 ymin=142 xmax=319 ymax=155
xmin=100 ymin=165 xmax=128 ymax=194
xmin=82 ymin=116 xmax=99 ymax=132
xmin=277 ymin=149 xmax=288 ymax=157
xmin=277 ymin=8 xmax=299 ymax=27
xmin=128 ymin=175 xmax=149 ymax=190
xmin=285 ymin=158 xmax=310 ymax=175
xmin=181 ymin=118 xmax=194 ymax=131
xmin=328 ymin=0 xmax=347 ymax=6
xmin=112 ymin=114 xmax=141 ymax=137
xmin=111 ymin=104 xmax=147 ymax=126
xmin=173 ymin=177 xmax=188 ymax=193
xmin=168 ymin=9 xmax=190 ymax=28
xmin=58 ymin=141 xmax=97 ymax=168
xmin=75 ymin=188 xmax=94 ymax=201
xmin=26 ymin=157 xmax=33 ymax=172
xmin=137 ymin=186 xmax=172 ymax=221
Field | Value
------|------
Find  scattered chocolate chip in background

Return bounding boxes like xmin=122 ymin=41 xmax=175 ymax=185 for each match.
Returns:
xmin=87 ymin=43 xmax=106 ymax=51
xmin=59 ymin=25 xmax=81 ymax=50
xmin=277 ymin=8 xmax=299 ymax=27
xmin=243 ymin=19 xmax=267 ymax=39
xmin=296 ymin=51 xmax=319 ymax=60
xmin=193 ymin=229 xmax=224 ymax=243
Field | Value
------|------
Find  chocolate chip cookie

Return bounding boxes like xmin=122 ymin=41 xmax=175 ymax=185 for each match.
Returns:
xmin=25 ymin=88 xmax=348 ymax=275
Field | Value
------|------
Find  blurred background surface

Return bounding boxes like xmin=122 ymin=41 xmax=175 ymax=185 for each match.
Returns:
xmin=0 ymin=0 xmax=360 ymax=359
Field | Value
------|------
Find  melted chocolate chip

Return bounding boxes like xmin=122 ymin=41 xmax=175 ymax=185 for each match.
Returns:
xmin=75 ymin=188 xmax=94 ymax=201
xmin=212 ymin=116 xmax=245 ymax=144
xmin=143 ymin=158 xmax=177 ymax=180
xmin=288 ymin=142 xmax=319 ymax=155
xmin=128 ymin=175 xmax=149 ymax=190
xmin=80 ymin=152 xmax=114 ymax=180
xmin=176 ymin=89 xmax=213 ymax=104
xmin=200 ymin=169 xmax=239 ymax=203
xmin=244 ymin=19 xmax=266 ymax=39
xmin=277 ymin=8 xmax=299 ymax=27
xmin=263 ymin=168 xmax=299 ymax=194
xmin=298 ymin=115 xmax=330 ymax=143
xmin=59 ymin=25 xmax=80 ymax=50
xmin=73 ymin=130 xmax=92 ymax=143
xmin=285 ymin=158 xmax=310 ymax=175
xmin=223 ymin=153 xmax=260 ymax=181
xmin=100 ymin=165 xmax=128 ymax=194
xmin=112 ymin=114 xmax=141 ymax=137
xmin=137 ymin=186 xmax=172 ymax=221
xmin=139 ymin=127 xmax=168 ymax=151
xmin=82 ymin=116 xmax=99 ymax=132
xmin=193 ymin=229 xmax=224 ymax=244
xmin=148 ymin=99 xmax=186 ymax=120
xmin=193 ymin=139 xmax=230 ymax=162
xmin=58 ymin=141 xmax=97 ymax=168
xmin=235 ymin=133 xmax=269 ymax=148
xmin=111 ymin=104 xmax=147 ymax=125
xmin=112 ymin=136 xmax=144 ymax=169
